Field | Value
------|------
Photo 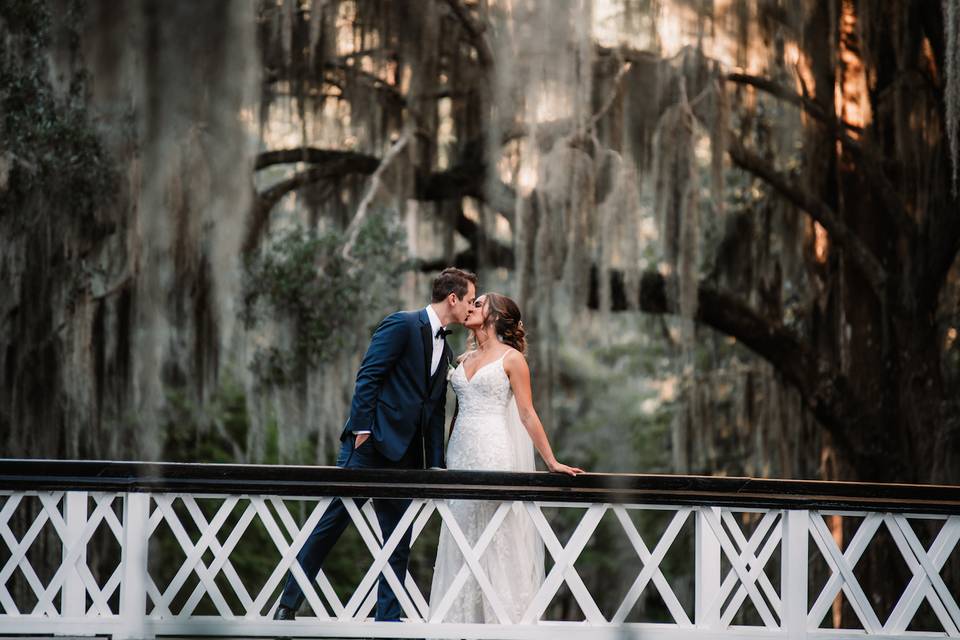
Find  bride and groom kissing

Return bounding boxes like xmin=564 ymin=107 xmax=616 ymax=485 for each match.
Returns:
xmin=273 ymin=267 xmax=583 ymax=625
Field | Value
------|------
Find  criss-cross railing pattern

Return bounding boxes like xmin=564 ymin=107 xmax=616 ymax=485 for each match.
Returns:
xmin=0 ymin=460 xmax=958 ymax=639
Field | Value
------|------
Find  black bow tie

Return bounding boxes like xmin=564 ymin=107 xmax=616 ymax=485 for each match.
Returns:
xmin=435 ymin=327 xmax=452 ymax=340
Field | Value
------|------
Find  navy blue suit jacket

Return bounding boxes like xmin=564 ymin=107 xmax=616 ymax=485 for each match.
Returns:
xmin=341 ymin=309 xmax=452 ymax=467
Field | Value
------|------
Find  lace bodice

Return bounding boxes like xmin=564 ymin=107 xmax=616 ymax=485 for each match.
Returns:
xmin=450 ymin=353 xmax=513 ymax=418
xmin=446 ymin=353 xmax=514 ymax=472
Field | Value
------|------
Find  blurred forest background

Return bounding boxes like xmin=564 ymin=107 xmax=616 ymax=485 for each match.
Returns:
xmin=3 ymin=0 xmax=959 ymax=483
xmin=2 ymin=0 xmax=959 ymax=628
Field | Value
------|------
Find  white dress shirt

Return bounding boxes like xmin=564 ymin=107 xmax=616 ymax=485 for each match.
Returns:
xmin=425 ymin=304 xmax=446 ymax=376
xmin=354 ymin=306 xmax=447 ymax=436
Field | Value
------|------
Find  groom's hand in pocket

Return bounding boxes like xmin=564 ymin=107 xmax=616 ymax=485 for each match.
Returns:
xmin=354 ymin=432 xmax=370 ymax=447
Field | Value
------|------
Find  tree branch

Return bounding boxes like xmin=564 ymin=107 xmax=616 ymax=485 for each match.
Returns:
xmin=248 ymin=145 xmax=517 ymax=254
xmin=245 ymin=154 xmax=380 ymax=254
xmin=919 ymin=203 xmax=960 ymax=313
xmin=416 ymin=159 xmax=516 ymax=222
xmin=256 ymin=141 xmax=516 ymax=214
xmin=726 ymin=136 xmax=888 ymax=297
xmin=590 ymin=53 xmax=632 ymax=130
xmin=441 ymin=0 xmax=494 ymax=69
xmin=726 ymin=72 xmax=838 ymax=129
xmin=342 ymin=129 xmax=413 ymax=261
xmin=637 ymin=271 xmax=894 ymax=478
xmin=725 ymin=73 xmax=917 ymax=243
xmin=417 ymin=209 xmax=515 ymax=271
xmin=254 ymin=148 xmax=381 ymax=172
xmin=323 ymin=62 xmax=406 ymax=106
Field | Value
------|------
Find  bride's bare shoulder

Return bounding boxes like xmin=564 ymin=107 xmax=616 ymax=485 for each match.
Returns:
xmin=501 ymin=347 xmax=527 ymax=370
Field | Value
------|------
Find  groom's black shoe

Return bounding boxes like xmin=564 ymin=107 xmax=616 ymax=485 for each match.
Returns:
xmin=273 ymin=605 xmax=296 ymax=621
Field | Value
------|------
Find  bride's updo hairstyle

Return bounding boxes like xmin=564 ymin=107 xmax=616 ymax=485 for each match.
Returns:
xmin=482 ymin=293 xmax=527 ymax=355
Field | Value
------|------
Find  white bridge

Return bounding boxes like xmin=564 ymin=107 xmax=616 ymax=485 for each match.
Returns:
xmin=0 ymin=460 xmax=958 ymax=639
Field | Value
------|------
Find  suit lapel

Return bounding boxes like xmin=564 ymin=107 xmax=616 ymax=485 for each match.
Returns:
xmin=419 ymin=311 xmax=432 ymax=392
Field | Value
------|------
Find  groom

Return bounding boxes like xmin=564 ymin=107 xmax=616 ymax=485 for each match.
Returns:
xmin=274 ymin=267 xmax=477 ymax=622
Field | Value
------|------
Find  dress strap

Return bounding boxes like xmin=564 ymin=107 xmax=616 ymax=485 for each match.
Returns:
xmin=496 ymin=350 xmax=510 ymax=363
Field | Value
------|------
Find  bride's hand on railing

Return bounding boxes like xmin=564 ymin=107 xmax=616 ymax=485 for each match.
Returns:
xmin=546 ymin=459 xmax=584 ymax=476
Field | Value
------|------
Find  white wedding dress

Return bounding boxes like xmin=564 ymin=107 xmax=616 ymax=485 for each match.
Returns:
xmin=428 ymin=351 xmax=545 ymax=624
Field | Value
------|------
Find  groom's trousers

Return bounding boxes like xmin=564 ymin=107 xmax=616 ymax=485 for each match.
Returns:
xmin=278 ymin=434 xmax=422 ymax=621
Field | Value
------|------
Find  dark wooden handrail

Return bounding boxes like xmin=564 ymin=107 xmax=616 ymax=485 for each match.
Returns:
xmin=1 ymin=458 xmax=959 ymax=514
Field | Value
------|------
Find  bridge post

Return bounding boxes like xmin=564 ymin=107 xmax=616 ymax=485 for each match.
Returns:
xmin=695 ymin=506 xmax=721 ymax=629
xmin=781 ymin=509 xmax=809 ymax=639
xmin=62 ymin=491 xmax=88 ymax=619
xmin=116 ymin=492 xmax=152 ymax=640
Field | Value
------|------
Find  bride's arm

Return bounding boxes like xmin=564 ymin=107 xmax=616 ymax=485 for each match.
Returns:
xmin=504 ymin=350 xmax=584 ymax=476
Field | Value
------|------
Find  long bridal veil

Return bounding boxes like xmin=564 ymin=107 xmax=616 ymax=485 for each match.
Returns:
xmin=505 ymin=394 xmax=545 ymax=617
xmin=507 ymin=395 xmax=536 ymax=471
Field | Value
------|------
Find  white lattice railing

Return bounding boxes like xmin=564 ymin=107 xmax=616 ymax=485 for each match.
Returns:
xmin=0 ymin=460 xmax=958 ymax=639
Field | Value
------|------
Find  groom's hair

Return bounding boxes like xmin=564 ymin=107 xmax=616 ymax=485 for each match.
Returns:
xmin=431 ymin=267 xmax=477 ymax=302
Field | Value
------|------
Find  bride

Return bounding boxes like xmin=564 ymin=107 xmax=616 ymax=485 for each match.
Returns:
xmin=429 ymin=292 xmax=583 ymax=624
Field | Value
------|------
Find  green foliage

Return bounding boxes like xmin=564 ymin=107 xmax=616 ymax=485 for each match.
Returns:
xmin=161 ymin=375 xmax=256 ymax=464
xmin=159 ymin=372 xmax=313 ymax=466
xmin=0 ymin=0 xmax=115 ymax=223
xmin=552 ymin=327 xmax=674 ymax=475
xmin=242 ymin=212 xmax=413 ymax=386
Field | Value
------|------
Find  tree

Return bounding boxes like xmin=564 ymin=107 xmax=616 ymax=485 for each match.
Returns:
xmin=249 ymin=0 xmax=959 ymax=485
